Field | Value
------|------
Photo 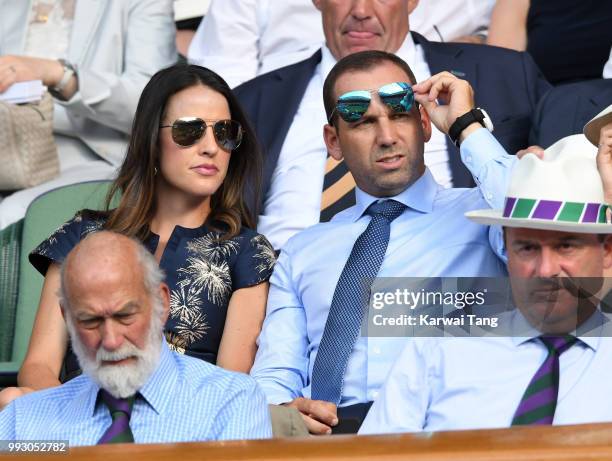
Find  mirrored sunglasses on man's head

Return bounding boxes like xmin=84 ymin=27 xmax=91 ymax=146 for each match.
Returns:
xmin=160 ymin=117 xmax=243 ymax=150
xmin=329 ymin=82 xmax=416 ymax=124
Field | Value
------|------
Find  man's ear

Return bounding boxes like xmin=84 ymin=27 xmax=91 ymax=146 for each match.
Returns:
xmin=419 ymin=104 xmax=432 ymax=142
xmin=159 ymin=283 xmax=171 ymax=324
xmin=323 ymin=123 xmax=344 ymax=161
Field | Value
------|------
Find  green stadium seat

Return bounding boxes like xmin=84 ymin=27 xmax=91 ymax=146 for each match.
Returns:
xmin=0 ymin=181 xmax=113 ymax=387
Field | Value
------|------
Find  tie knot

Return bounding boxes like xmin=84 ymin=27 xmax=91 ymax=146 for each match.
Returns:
xmin=366 ymin=200 xmax=407 ymax=222
xmin=99 ymin=389 xmax=135 ymax=419
xmin=539 ymin=335 xmax=577 ymax=355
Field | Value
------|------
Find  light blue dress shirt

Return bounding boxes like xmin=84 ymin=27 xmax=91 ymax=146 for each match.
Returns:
xmin=250 ymin=129 xmax=514 ymax=406
xmin=0 ymin=342 xmax=272 ymax=444
xmin=359 ymin=311 xmax=612 ymax=434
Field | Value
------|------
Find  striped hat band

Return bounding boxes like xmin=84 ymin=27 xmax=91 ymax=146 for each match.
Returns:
xmin=503 ymin=197 xmax=609 ymax=224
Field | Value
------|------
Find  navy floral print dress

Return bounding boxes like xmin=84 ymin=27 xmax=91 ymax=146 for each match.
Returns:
xmin=30 ymin=210 xmax=276 ymax=366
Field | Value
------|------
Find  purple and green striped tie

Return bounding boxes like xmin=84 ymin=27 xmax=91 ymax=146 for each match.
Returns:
xmin=511 ymin=335 xmax=577 ymax=426
xmin=97 ymin=390 xmax=136 ymax=444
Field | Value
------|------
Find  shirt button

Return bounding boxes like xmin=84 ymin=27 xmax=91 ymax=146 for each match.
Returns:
xmin=466 ymin=155 xmax=473 ymax=164
xmin=370 ymin=390 xmax=380 ymax=400
xmin=373 ymin=346 xmax=381 ymax=355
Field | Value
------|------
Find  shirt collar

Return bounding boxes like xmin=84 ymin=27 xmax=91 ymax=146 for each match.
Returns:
xmin=70 ymin=374 xmax=100 ymax=421
xmin=351 ymin=169 xmax=438 ymax=222
xmin=137 ymin=340 xmax=178 ymax=415
xmin=395 ymin=33 xmax=417 ymax=69
xmin=320 ymin=45 xmax=337 ymax=81
xmin=511 ymin=308 xmax=607 ymax=351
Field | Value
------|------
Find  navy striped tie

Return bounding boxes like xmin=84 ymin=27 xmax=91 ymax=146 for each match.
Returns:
xmin=311 ymin=199 xmax=407 ymax=404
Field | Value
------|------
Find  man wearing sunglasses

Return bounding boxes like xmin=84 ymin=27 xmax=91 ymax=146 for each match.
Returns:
xmin=250 ymin=50 xmax=514 ymax=435
xmin=235 ymin=0 xmax=550 ymax=251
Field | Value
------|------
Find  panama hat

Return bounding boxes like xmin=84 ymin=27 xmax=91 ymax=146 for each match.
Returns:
xmin=584 ymin=104 xmax=612 ymax=147
xmin=466 ymin=134 xmax=612 ymax=233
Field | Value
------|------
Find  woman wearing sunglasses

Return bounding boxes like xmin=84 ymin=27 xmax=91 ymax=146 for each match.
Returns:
xmin=0 ymin=65 xmax=275 ymax=409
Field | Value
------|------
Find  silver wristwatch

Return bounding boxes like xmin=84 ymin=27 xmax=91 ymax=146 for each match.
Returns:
xmin=50 ymin=59 xmax=77 ymax=98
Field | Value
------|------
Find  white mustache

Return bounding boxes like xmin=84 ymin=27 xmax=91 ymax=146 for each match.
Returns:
xmin=96 ymin=343 xmax=141 ymax=363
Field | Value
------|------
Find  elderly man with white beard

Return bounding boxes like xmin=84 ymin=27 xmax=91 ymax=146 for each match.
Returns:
xmin=0 ymin=232 xmax=272 ymax=444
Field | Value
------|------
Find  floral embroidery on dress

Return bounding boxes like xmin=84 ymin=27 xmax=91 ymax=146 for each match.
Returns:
xmin=165 ymin=309 xmax=210 ymax=355
xmin=165 ymin=332 xmax=187 ymax=354
xmin=36 ymin=213 xmax=104 ymax=258
xmin=169 ymin=232 xmax=236 ymax=350
xmin=178 ymin=257 xmax=231 ymax=305
xmin=174 ymin=309 xmax=210 ymax=346
xmin=81 ymin=217 xmax=105 ymax=236
xmin=169 ymin=280 xmax=204 ymax=322
xmin=186 ymin=233 xmax=239 ymax=261
xmin=251 ymin=234 xmax=276 ymax=274
xmin=48 ymin=213 xmax=82 ymax=245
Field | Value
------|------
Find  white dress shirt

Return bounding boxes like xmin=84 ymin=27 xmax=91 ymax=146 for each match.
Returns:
xmin=409 ymin=0 xmax=496 ymax=42
xmin=603 ymin=48 xmax=612 ymax=78
xmin=258 ymin=35 xmax=451 ymax=250
xmin=187 ymin=0 xmax=324 ymax=89
xmin=360 ymin=311 xmax=612 ymax=434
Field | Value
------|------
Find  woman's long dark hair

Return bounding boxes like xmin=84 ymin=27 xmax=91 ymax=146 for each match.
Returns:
xmin=103 ymin=64 xmax=262 ymax=240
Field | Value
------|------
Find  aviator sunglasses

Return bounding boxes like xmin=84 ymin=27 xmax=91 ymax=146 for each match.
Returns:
xmin=160 ymin=117 xmax=243 ymax=150
xmin=329 ymin=82 xmax=415 ymax=124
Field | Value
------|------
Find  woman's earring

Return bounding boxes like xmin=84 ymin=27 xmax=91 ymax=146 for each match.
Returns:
xmin=154 ymin=167 xmax=158 ymax=176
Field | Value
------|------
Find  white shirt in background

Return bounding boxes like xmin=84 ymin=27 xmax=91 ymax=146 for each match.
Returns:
xmin=410 ymin=0 xmax=496 ymax=42
xmin=258 ymin=36 xmax=452 ymax=250
xmin=603 ymin=47 xmax=612 ymax=78
xmin=188 ymin=0 xmax=324 ymax=88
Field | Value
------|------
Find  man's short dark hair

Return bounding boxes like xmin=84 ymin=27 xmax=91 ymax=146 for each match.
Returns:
xmin=323 ymin=50 xmax=418 ymax=126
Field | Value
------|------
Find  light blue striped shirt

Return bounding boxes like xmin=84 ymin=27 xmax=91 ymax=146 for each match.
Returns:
xmin=0 ymin=342 xmax=272 ymax=444
xmin=251 ymin=129 xmax=513 ymax=406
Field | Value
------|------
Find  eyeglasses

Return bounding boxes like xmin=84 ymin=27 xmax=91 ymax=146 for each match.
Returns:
xmin=329 ymin=82 xmax=415 ymax=124
xmin=160 ymin=117 xmax=243 ymax=150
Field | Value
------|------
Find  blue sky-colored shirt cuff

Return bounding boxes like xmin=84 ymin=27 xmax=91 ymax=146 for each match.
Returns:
xmin=459 ymin=127 xmax=516 ymax=210
xmin=460 ymin=128 xmax=515 ymax=180
xmin=262 ymin=388 xmax=297 ymax=405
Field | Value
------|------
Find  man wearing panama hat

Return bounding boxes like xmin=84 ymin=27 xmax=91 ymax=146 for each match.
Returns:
xmin=360 ymin=123 xmax=612 ymax=434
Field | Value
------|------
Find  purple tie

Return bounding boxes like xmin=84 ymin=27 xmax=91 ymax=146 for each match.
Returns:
xmin=97 ymin=390 xmax=136 ymax=444
xmin=512 ymin=335 xmax=577 ymax=425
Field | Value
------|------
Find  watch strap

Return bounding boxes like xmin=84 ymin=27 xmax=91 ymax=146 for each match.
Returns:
xmin=448 ymin=108 xmax=485 ymax=147
xmin=52 ymin=59 xmax=75 ymax=94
